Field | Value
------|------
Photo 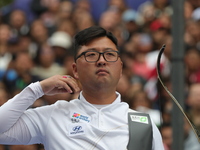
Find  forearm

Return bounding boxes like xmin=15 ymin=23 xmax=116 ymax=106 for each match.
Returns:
xmin=0 ymin=118 xmax=31 ymax=145
xmin=0 ymin=82 xmax=44 ymax=133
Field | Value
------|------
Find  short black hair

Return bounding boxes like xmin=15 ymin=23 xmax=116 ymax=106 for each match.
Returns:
xmin=73 ymin=26 xmax=118 ymax=61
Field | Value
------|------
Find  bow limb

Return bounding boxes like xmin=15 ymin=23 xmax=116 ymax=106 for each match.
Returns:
xmin=156 ymin=45 xmax=200 ymax=142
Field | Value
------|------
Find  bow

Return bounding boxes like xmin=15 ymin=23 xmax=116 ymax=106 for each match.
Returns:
xmin=156 ymin=44 xmax=200 ymax=142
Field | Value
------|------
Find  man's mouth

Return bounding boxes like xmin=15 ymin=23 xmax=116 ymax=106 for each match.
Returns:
xmin=96 ymin=69 xmax=109 ymax=74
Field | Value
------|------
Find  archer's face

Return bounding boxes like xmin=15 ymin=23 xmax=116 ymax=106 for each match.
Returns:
xmin=72 ymin=36 xmax=123 ymax=91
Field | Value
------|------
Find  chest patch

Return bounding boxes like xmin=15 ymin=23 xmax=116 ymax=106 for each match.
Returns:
xmin=68 ymin=123 xmax=86 ymax=136
xmin=130 ymin=115 xmax=149 ymax=124
xmin=71 ymin=112 xmax=91 ymax=123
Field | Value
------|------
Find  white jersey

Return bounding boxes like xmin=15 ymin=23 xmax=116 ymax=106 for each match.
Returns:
xmin=0 ymin=82 xmax=164 ymax=150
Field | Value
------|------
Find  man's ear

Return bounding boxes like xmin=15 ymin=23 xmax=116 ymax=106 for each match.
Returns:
xmin=72 ymin=62 xmax=79 ymax=79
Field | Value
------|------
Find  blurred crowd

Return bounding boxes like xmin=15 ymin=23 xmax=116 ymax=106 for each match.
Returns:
xmin=1 ymin=0 xmax=200 ymax=150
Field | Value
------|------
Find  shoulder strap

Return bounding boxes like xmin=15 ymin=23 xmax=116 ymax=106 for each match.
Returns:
xmin=127 ymin=111 xmax=153 ymax=150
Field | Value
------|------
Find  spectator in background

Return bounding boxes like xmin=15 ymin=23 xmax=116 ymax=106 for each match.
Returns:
xmin=10 ymin=0 xmax=36 ymax=24
xmin=56 ymin=0 xmax=74 ymax=24
xmin=31 ymin=42 xmax=66 ymax=80
xmin=9 ymin=9 xmax=29 ymax=38
xmin=9 ymin=34 xmax=33 ymax=58
xmin=51 ymin=0 xmax=75 ymax=37
xmin=72 ymin=1 xmax=95 ymax=32
xmin=130 ymin=33 xmax=154 ymax=80
xmin=161 ymin=121 xmax=200 ymax=150
xmin=39 ymin=0 xmax=61 ymax=35
xmin=55 ymin=1 xmax=75 ymax=36
xmin=118 ymin=42 xmax=147 ymax=100
xmin=184 ymin=47 xmax=200 ymax=85
xmin=184 ymin=1 xmax=194 ymax=20
xmin=108 ymin=0 xmax=127 ymax=15
xmin=111 ymin=25 xmax=127 ymax=47
xmin=56 ymin=19 xmax=76 ymax=37
xmin=0 ymin=24 xmax=13 ymax=78
xmin=31 ymin=0 xmax=48 ymax=17
xmin=152 ymin=0 xmax=172 ymax=15
xmin=117 ymin=73 xmax=132 ymax=100
xmin=29 ymin=19 xmax=49 ymax=58
xmin=2 ymin=51 xmax=40 ymax=96
xmin=150 ymin=14 xmax=171 ymax=50
xmin=75 ymin=10 xmax=95 ymax=32
xmin=143 ymin=36 xmax=171 ymax=100
xmin=137 ymin=0 xmax=172 ymax=33
xmin=74 ymin=0 xmax=91 ymax=13
xmin=30 ymin=19 xmax=49 ymax=44
xmin=48 ymin=31 xmax=72 ymax=65
xmin=122 ymin=9 xmax=140 ymax=42
xmin=184 ymin=19 xmax=200 ymax=50
xmin=31 ymin=0 xmax=62 ymax=35
xmin=17 ymin=35 xmax=33 ymax=54
xmin=186 ymin=83 xmax=200 ymax=131
xmin=160 ymin=123 xmax=172 ymax=150
xmin=99 ymin=6 xmax=121 ymax=31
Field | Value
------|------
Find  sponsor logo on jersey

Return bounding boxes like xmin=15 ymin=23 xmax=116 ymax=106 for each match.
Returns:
xmin=71 ymin=112 xmax=90 ymax=123
xmin=69 ymin=123 xmax=85 ymax=136
xmin=130 ymin=115 xmax=149 ymax=124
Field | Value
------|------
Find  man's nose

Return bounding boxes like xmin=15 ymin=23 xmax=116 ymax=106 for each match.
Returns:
xmin=97 ymin=54 xmax=106 ymax=65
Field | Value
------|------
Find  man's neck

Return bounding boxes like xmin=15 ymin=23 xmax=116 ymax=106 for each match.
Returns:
xmin=82 ymin=89 xmax=117 ymax=105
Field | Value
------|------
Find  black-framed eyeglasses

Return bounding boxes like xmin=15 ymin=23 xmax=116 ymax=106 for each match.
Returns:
xmin=75 ymin=50 xmax=120 ymax=63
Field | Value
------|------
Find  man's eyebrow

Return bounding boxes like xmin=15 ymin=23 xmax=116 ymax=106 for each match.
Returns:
xmin=86 ymin=48 xmax=116 ymax=51
xmin=86 ymin=48 xmax=96 ymax=51
xmin=104 ymin=48 xmax=115 ymax=51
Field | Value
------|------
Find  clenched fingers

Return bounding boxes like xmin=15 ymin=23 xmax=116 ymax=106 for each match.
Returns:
xmin=60 ymin=75 xmax=80 ymax=94
xmin=40 ymin=75 xmax=81 ymax=95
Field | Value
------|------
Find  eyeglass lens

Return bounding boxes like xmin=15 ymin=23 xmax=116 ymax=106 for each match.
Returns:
xmin=85 ymin=51 xmax=118 ymax=62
